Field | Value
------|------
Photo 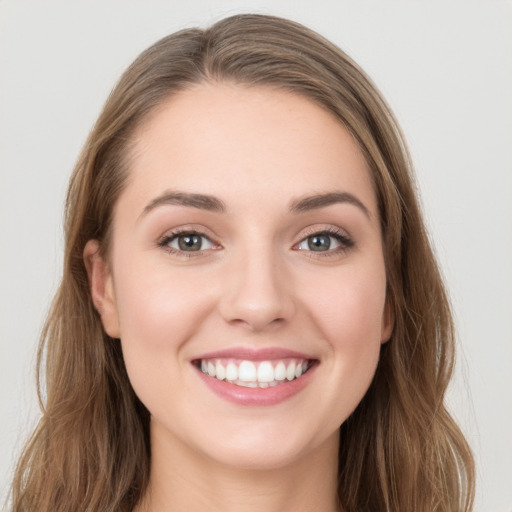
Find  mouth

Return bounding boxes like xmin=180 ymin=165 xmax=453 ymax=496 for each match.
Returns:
xmin=191 ymin=348 xmax=319 ymax=406
xmin=193 ymin=357 xmax=316 ymax=388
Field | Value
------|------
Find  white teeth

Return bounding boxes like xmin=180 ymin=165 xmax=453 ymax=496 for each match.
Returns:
xmin=286 ymin=361 xmax=296 ymax=381
xmin=199 ymin=358 xmax=311 ymax=387
xmin=257 ymin=361 xmax=275 ymax=383
xmin=226 ymin=362 xmax=238 ymax=381
xmin=238 ymin=361 xmax=257 ymax=382
xmin=238 ymin=380 xmax=258 ymax=388
xmin=215 ymin=361 xmax=226 ymax=380
xmin=274 ymin=361 xmax=286 ymax=381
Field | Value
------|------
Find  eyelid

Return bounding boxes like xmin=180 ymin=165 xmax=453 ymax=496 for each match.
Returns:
xmin=157 ymin=224 xmax=219 ymax=242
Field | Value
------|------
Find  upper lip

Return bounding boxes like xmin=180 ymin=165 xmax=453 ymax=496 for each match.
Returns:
xmin=192 ymin=347 xmax=316 ymax=361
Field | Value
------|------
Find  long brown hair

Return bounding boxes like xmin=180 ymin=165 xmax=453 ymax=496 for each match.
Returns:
xmin=9 ymin=14 xmax=474 ymax=511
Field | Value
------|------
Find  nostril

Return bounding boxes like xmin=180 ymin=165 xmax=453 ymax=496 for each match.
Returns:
xmin=227 ymin=315 xmax=287 ymax=332
xmin=217 ymin=261 xmax=296 ymax=331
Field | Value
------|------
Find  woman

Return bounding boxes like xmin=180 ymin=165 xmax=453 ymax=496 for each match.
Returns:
xmin=9 ymin=13 xmax=474 ymax=512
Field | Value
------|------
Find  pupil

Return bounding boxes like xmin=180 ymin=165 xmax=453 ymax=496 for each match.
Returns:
xmin=308 ymin=234 xmax=330 ymax=251
xmin=179 ymin=234 xmax=202 ymax=251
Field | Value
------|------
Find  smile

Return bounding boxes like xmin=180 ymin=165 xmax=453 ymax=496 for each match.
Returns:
xmin=197 ymin=358 xmax=313 ymax=388
xmin=192 ymin=348 xmax=318 ymax=406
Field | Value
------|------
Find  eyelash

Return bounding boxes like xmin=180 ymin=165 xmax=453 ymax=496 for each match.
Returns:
xmin=157 ymin=226 xmax=354 ymax=258
xmin=157 ymin=228 xmax=219 ymax=258
xmin=294 ymin=227 xmax=355 ymax=257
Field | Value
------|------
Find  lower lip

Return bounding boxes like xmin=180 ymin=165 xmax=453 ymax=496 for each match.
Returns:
xmin=194 ymin=363 xmax=317 ymax=406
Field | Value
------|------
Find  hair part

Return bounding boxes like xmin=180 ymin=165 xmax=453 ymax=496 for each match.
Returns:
xmin=9 ymin=14 xmax=474 ymax=512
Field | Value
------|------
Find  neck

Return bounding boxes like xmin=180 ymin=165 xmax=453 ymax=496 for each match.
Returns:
xmin=136 ymin=420 xmax=341 ymax=512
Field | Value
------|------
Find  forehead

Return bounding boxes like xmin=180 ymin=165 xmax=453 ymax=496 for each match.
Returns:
xmin=124 ymin=83 xmax=377 ymax=216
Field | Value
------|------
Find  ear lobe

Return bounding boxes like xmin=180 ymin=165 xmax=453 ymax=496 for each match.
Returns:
xmin=83 ymin=240 xmax=120 ymax=338
xmin=380 ymin=296 xmax=395 ymax=344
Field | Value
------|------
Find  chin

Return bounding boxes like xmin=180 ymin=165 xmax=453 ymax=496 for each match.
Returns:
xmin=206 ymin=443 xmax=310 ymax=472
xmin=195 ymin=423 xmax=338 ymax=472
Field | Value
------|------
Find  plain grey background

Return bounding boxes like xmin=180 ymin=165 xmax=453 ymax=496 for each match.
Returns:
xmin=1 ymin=1 xmax=511 ymax=510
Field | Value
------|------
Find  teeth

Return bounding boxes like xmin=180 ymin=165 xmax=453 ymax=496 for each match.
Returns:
xmin=226 ymin=362 xmax=238 ymax=381
xmin=274 ymin=361 xmax=286 ymax=381
xmin=238 ymin=361 xmax=257 ymax=382
xmin=216 ymin=360 xmax=226 ymax=380
xmin=238 ymin=381 xmax=258 ymax=388
xmin=286 ymin=361 xmax=296 ymax=381
xmin=257 ymin=361 xmax=275 ymax=383
xmin=198 ymin=358 xmax=311 ymax=387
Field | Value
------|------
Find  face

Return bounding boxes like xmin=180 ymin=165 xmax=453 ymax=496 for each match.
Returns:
xmin=86 ymin=83 xmax=392 ymax=471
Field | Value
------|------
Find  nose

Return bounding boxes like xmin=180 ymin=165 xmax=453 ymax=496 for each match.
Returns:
xmin=218 ymin=247 xmax=295 ymax=332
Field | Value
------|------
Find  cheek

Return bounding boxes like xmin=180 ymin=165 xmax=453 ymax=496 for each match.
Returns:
xmin=303 ymin=264 xmax=387 ymax=343
xmin=111 ymin=257 xmax=218 ymax=416
xmin=297 ymin=260 xmax=387 ymax=404
xmin=112 ymin=255 xmax=215 ymax=354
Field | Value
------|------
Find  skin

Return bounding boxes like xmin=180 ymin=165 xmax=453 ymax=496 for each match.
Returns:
xmin=85 ymin=83 xmax=393 ymax=512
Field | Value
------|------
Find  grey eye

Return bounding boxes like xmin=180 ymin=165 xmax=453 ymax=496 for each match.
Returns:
xmin=297 ymin=233 xmax=342 ymax=252
xmin=306 ymin=234 xmax=331 ymax=251
xmin=168 ymin=233 xmax=215 ymax=252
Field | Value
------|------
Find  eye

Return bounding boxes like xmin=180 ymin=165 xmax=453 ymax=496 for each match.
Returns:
xmin=295 ymin=230 xmax=353 ymax=253
xmin=160 ymin=231 xmax=217 ymax=252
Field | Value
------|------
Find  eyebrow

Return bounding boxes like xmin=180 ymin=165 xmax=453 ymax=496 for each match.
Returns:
xmin=289 ymin=192 xmax=371 ymax=219
xmin=140 ymin=190 xmax=370 ymax=219
xmin=141 ymin=191 xmax=226 ymax=217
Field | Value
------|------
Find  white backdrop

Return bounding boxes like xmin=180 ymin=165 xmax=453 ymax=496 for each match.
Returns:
xmin=0 ymin=1 xmax=510 ymax=510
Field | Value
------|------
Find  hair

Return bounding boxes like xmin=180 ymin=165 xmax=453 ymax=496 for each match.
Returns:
xmin=9 ymin=13 xmax=474 ymax=512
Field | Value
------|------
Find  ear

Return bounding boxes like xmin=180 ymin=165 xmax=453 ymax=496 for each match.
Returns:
xmin=83 ymin=240 xmax=120 ymax=338
xmin=380 ymin=296 xmax=395 ymax=344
